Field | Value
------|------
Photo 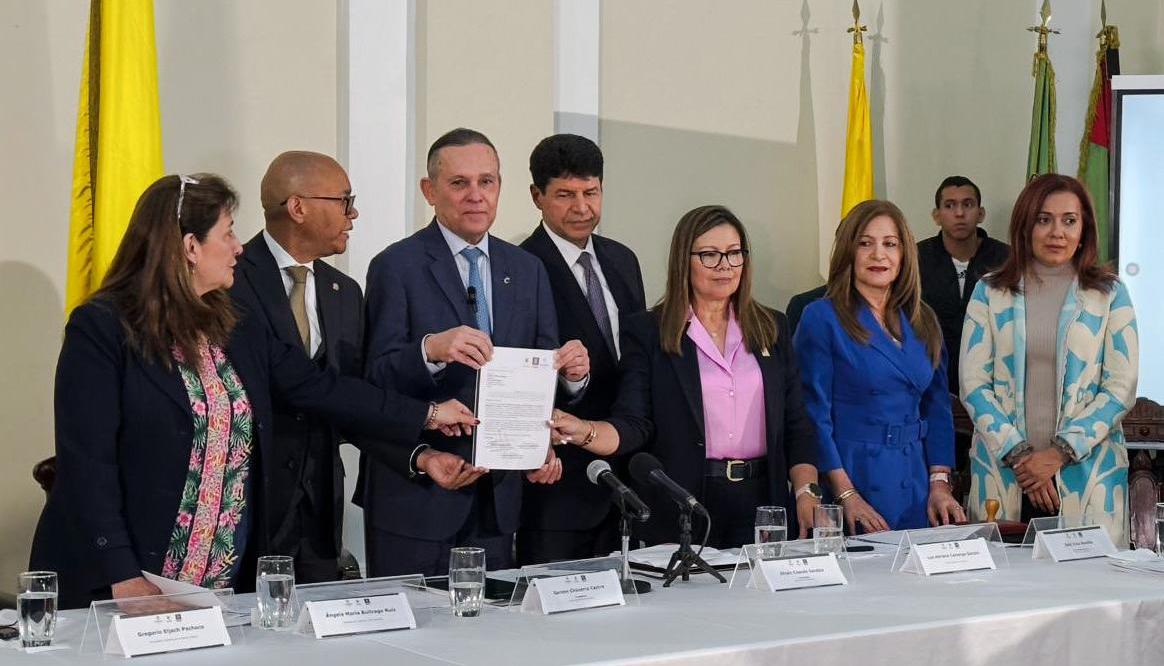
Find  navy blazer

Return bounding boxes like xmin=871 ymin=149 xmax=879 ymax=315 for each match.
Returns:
xmin=362 ymin=220 xmax=559 ymax=540
xmin=518 ymin=225 xmax=646 ymax=531
xmin=608 ymin=310 xmax=817 ymax=545
xmin=232 ymin=233 xmax=412 ymax=559
xmin=29 ymin=298 xmax=428 ymax=609
xmin=793 ymin=299 xmax=954 ymax=530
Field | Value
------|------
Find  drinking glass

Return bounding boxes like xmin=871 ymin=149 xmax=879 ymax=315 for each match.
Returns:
xmin=813 ymin=504 xmax=845 ymax=554
xmin=448 ymin=547 xmax=486 ymax=617
xmin=754 ymin=506 xmax=788 ymax=545
xmin=17 ymin=571 xmax=57 ymax=648
xmin=256 ymin=555 xmax=295 ymax=629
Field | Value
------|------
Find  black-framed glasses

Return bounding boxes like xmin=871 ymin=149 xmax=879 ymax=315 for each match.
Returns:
xmin=280 ymin=194 xmax=357 ymax=216
xmin=690 ymin=249 xmax=748 ymax=268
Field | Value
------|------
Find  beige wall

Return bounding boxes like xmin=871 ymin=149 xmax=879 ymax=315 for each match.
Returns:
xmin=0 ymin=0 xmax=337 ymax=599
xmin=2 ymin=0 xmax=1161 ymax=599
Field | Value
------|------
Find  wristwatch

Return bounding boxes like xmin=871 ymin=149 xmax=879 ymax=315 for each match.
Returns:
xmin=795 ymin=482 xmax=823 ymax=501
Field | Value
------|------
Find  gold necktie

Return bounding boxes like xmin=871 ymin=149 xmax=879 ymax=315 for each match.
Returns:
xmin=285 ymin=265 xmax=311 ymax=351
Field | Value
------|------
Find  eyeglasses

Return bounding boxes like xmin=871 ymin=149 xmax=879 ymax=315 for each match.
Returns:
xmin=280 ymin=194 xmax=357 ymax=216
xmin=176 ymin=175 xmax=200 ymax=225
xmin=690 ymin=249 xmax=748 ymax=268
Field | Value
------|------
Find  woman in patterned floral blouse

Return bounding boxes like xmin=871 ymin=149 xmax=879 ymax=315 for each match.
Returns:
xmin=31 ymin=174 xmax=477 ymax=609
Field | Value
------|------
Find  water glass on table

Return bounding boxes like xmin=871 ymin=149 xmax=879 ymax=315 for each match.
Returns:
xmin=754 ymin=506 xmax=788 ymax=546
xmin=449 ymin=547 xmax=486 ymax=617
xmin=256 ymin=555 xmax=295 ymax=629
xmin=17 ymin=571 xmax=57 ymax=648
xmin=813 ymin=504 xmax=845 ymax=554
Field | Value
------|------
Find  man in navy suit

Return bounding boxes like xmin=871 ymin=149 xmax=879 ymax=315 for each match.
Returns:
xmin=232 ymin=152 xmax=474 ymax=582
xmin=362 ymin=128 xmax=588 ymax=576
xmin=517 ymin=134 xmax=646 ymax=564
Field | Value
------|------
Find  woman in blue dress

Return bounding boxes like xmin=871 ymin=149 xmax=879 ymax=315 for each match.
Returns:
xmin=794 ymin=200 xmax=964 ymax=532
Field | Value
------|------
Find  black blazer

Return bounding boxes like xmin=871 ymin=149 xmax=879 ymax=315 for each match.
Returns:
xmin=785 ymin=284 xmax=827 ymax=336
xmin=916 ymin=229 xmax=1009 ymax=388
xmin=231 ymin=233 xmax=406 ymax=559
xmin=29 ymin=298 xmax=428 ymax=609
xmin=518 ymin=225 xmax=646 ymax=531
xmin=608 ymin=310 xmax=818 ymax=544
xmin=361 ymin=221 xmax=560 ymax=540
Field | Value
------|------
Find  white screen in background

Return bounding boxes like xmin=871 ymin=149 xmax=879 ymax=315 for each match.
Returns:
xmin=1117 ymin=93 xmax=1164 ymax=404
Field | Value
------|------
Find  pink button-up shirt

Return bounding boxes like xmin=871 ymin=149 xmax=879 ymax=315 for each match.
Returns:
xmin=686 ymin=312 xmax=767 ymax=460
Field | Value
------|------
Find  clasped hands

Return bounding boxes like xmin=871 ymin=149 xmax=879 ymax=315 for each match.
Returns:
xmin=424 ymin=326 xmax=590 ymax=381
xmin=1012 ymin=448 xmax=1067 ymax=513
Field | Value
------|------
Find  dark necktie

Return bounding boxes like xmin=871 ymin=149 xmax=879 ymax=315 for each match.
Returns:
xmin=577 ymin=252 xmax=616 ymax=357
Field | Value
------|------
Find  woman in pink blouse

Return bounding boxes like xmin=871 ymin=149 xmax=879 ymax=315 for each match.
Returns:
xmin=551 ymin=205 xmax=821 ymax=547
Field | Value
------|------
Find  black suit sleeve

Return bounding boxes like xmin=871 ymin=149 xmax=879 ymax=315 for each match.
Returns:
xmin=53 ymin=303 xmax=141 ymax=587
xmin=607 ymin=314 xmax=655 ymax=454
xmin=262 ymin=320 xmax=430 ymax=446
xmin=775 ymin=311 xmax=818 ymax=468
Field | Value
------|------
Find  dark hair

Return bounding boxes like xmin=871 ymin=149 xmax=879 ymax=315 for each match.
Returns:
xmin=528 ymin=134 xmax=604 ymax=192
xmin=825 ymin=200 xmax=943 ymax=367
xmin=654 ymin=205 xmax=776 ymax=356
xmin=933 ymin=175 xmax=982 ymax=209
xmin=426 ymin=128 xmax=497 ymax=178
xmin=986 ymin=173 xmax=1115 ymax=294
xmin=94 ymin=174 xmax=239 ymax=367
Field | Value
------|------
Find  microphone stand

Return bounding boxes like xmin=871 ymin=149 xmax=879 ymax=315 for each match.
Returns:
xmin=662 ymin=507 xmax=725 ymax=587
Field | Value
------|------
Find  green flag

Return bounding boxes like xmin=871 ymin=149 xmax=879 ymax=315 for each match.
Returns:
xmin=1078 ymin=25 xmax=1119 ymax=263
xmin=1027 ymin=49 xmax=1057 ymax=180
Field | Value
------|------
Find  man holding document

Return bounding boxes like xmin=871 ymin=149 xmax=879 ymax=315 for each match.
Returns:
xmin=363 ymin=128 xmax=589 ymax=576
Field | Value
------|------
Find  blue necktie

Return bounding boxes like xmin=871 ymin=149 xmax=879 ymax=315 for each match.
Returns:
xmin=460 ymin=246 xmax=492 ymax=335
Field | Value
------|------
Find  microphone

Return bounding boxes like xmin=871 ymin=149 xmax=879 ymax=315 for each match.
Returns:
xmin=629 ymin=453 xmax=708 ymax=517
xmin=466 ymin=285 xmax=478 ymax=315
xmin=586 ymin=460 xmax=650 ymax=522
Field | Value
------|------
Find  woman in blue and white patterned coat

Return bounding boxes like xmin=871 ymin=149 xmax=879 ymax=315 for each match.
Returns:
xmin=960 ymin=174 xmax=1137 ymax=546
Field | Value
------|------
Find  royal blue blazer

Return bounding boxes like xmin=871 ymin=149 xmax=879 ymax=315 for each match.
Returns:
xmin=793 ymin=299 xmax=954 ymax=530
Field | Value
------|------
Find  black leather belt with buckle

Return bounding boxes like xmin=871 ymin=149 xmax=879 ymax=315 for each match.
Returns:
xmin=706 ymin=458 xmax=767 ymax=482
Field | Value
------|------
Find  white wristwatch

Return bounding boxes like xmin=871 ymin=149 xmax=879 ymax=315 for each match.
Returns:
xmin=929 ymin=471 xmax=951 ymax=484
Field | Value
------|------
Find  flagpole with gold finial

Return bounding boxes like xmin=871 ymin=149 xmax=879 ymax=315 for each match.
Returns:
xmin=1026 ymin=0 xmax=1059 ymax=179
xmin=840 ymin=0 xmax=873 ymax=216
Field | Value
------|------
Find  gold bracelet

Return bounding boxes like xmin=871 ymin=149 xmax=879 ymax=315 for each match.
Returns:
xmin=580 ymin=421 xmax=597 ymax=448
xmin=424 ymin=402 xmax=439 ymax=429
xmin=835 ymin=488 xmax=859 ymax=504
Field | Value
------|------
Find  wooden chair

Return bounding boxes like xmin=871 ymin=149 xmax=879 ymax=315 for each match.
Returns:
xmin=1122 ymin=397 xmax=1164 ymax=550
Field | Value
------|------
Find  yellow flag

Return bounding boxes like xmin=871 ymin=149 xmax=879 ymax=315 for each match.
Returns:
xmin=66 ymin=0 xmax=164 ymax=313
xmin=840 ymin=40 xmax=873 ymax=217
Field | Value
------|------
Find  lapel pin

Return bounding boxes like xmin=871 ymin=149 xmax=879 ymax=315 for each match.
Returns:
xmin=332 ymin=282 xmax=339 ymax=291
xmin=503 ymin=276 xmax=511 ymax=285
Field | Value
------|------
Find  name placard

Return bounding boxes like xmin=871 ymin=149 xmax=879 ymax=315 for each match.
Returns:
xmin=1033 ymin=525 xmax=1118 ymax=562
xmin=105 ymin=606 xmax=230 ymax=657
xmin=298 ymin=593 xmax=416 ymax=638
xmin=902 ymin=538 xmax=996 ymax=576
xmin=520 ymin=569 xmax=625 ymax=615
xmin=753 ymin=553 xmax=848 ymax=592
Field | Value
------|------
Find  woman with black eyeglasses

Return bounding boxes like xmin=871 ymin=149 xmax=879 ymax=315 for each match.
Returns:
xmin=549 ymin=205 xmax=820 ymax=548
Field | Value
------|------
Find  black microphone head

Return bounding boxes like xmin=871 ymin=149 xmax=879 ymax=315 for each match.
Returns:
xmin=586 ymin=459 xmax=612 ymax=485
xmin=467 ymin=285 xmax=477 ymax=298
xmin=628 ymin=452 xmax=663 ymax=485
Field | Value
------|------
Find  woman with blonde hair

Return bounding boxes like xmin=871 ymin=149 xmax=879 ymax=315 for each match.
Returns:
xmin=795 ymin=200 xmax=964 ymax=532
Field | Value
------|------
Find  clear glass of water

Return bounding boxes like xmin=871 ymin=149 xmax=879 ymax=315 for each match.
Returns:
xmin=256 ymin=555 xmax=295 ymax=629
xmin=448 ymin=547 xmax=486 ymax=618
xmin=17 ymin=571 xmax=57 ymax=648
xmin=754 ymin=506 xmax=788 ymax=545
xmin=813 ymin=504 xmax=845 ymax=555
xmin=1156 ymin=503 xmax=1164 ymax=554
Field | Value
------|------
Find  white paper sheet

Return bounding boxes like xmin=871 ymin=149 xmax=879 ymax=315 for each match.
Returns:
xmin=472 ymin=347 xmax=556 ymax=470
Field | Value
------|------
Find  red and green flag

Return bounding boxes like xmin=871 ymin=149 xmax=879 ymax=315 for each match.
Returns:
xmin=1078 ymin=22 xmax=1120 ymax=263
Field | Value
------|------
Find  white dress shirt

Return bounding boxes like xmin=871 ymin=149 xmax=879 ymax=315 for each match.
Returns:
xmin=541 ymin=221 xmax=621 ymax=358
xmin=263 ymin=230 xmax=322 ymax=357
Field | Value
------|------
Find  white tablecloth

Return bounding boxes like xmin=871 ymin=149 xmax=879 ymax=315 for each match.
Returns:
xmin=7 ymin=548 xmax=1164 ymax=665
